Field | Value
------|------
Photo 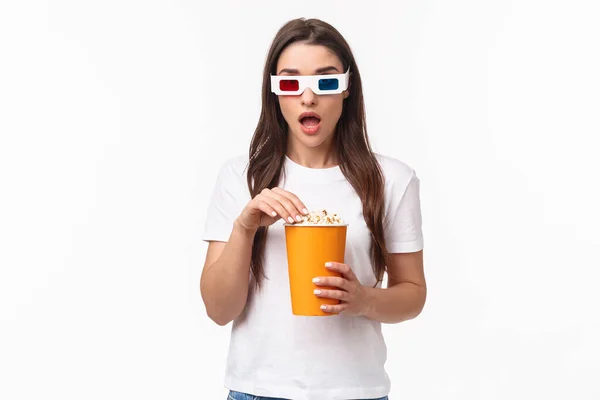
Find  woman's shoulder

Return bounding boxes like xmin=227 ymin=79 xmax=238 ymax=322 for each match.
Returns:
xmin=373 ymin=153 xmax=417 ymax=183
xmin=216 ymin=154 xmax=250 ymax=178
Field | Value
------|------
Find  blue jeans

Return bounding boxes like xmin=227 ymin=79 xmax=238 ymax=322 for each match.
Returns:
xmin=228 ymin=391 xmax=388 ymax=400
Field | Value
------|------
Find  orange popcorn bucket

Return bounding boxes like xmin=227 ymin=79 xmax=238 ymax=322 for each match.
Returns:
xmin=283 ymin=223 xmax=348 ymax=316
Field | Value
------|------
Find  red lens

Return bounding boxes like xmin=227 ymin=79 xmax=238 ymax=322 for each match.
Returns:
xmin=279 ymin=79 xmax=299 ymax=92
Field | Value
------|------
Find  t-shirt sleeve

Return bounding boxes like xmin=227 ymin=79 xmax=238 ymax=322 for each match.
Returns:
xmin=202 ymin=158 xmax=249 ymax=243
xmin=383 ymin=169 xmax=424 ymax=253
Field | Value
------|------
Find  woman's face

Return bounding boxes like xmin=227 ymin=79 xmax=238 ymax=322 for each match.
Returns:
xmin=275 ymin=42 xmax=348 ymax=152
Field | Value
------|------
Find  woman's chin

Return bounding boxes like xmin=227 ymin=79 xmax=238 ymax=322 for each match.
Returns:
xmin=290 ymin=128 xmax=332 ymax=147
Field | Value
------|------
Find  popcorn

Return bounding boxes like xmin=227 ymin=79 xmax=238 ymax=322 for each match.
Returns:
xmin=295 ymin=209 xmax=344 ymax=225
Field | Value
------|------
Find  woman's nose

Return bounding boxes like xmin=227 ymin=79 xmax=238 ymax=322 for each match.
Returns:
xmin=300 ymin=88 xmax=317 ymax=106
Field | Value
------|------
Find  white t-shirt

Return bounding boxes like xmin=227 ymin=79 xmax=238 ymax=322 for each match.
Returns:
xmin=202 ymin=153 xmax=424 ymax=400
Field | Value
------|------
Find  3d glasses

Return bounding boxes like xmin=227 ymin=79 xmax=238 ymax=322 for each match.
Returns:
xmin=270 ymin=68 xmax=350 ymax=95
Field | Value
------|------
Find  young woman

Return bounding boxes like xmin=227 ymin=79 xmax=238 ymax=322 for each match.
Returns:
xmin=201 ymin=17 xmax=426 ymax=400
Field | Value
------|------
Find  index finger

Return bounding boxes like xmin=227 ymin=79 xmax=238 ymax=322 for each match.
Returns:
xmin=271 ymin=187 xmax=309 ymax=215
xmin=325 ymin=262 xmax=357 ymax=280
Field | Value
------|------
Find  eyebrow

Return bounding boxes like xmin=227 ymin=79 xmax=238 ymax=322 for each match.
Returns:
xmin=277 ymin=66 xmax=341 ymax=75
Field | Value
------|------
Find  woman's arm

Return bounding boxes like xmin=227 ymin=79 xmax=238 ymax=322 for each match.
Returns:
xmin=201 ymin=187 xmax=308 ymax=326
xmin=314 ymin=250 xmax=426 ymax=323
xmin=200 ymin=219 xmax=257 ymax=326
xmin=362 ymin=250 xmax=426 ymax=323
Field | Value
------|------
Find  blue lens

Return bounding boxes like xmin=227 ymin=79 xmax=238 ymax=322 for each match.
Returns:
xmin=318 ymin=78 xmax=339 ymax=91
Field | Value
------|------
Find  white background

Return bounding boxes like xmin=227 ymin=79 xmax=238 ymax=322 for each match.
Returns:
xmin=1 ymin=0 xmax=599 ymax=399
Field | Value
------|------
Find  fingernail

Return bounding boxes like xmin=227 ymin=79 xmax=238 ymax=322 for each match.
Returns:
xmin=320 ymin=305 xmax=327 ymax=310
xmin=302 ymin=208 xmax=309 ymax=214
xmin=295 ymin=215 xmax=302 ymax=221
xmin=288 ymin=217 xmax=294 ymax=223
xmin=271 ymin=211 xmax=277 ymax=217
xmin=314 ymin=289 xmax=321 ymax=295
xmin=312 ymin=278 xmax=320 ymax=283
xmin=325 ymin=262 xmax=332 ymax=267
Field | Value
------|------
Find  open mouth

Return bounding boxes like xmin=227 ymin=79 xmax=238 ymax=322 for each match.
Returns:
xmin=300 ymin=116 xmax=321 ymax=127
xmin=298 ymin=112 xmax=322 ymax=132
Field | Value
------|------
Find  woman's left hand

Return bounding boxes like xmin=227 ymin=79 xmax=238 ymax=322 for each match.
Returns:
xmin=313 ymin=262 xmax=373 ymax=316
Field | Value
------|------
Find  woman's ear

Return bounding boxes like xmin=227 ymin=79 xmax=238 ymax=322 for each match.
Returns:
xmin=344 ymin=73 xmax=352 ymax=99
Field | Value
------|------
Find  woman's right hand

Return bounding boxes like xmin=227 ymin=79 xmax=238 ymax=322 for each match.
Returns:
xmin=236 ymin=187 xmax=309 ymax=231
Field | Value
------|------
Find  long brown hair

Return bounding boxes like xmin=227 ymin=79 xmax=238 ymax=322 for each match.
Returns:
xmin=247 ymin=18 xmax=389 ymax=288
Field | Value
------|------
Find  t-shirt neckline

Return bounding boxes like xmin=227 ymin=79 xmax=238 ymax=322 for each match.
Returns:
xmin=283 ymin=155 xmax=345 ymax=183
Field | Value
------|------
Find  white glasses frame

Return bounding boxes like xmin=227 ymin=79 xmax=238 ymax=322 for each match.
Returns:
xmin=270 ymin=68 xmax=350 ymax=95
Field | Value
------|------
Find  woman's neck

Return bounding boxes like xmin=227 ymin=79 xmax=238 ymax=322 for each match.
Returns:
xmin=286 ymin=136 xmax=338 ymax=169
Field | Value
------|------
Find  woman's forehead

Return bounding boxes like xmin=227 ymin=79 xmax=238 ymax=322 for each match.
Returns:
xmin=276 ymin=43 xmax=343 ymax=74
